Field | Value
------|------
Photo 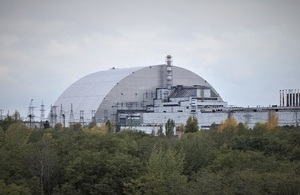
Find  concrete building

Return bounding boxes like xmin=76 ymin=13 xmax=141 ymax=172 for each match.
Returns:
xmin=51 ymin=56 xmax=300 ymax=132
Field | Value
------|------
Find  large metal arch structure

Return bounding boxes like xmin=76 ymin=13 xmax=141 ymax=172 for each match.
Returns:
xmin=52 ymin=64 xmax=223 ymax=125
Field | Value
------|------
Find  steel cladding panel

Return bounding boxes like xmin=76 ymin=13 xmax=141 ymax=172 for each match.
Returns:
xmin=53 ymin=64 xmax=224 ymax=124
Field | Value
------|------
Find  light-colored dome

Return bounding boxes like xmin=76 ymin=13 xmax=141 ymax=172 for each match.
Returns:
xmin=52 ymin=65 xmax=223 ymax=125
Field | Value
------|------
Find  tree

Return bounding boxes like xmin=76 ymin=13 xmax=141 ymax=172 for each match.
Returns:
xmin=180 ymin=132 xmax=216 ymax=176
xmin=70 ymin=123 xmax=82 ymax=131
xmin=157 ymin=125 xmax=164 ymax=136
xmin=128 ymin=146 xmax=188 ymax=195
xmin=54 ymin=123 xmax=63 ymax=131
xmin=252 ymin=122 xmax=268 ymax=136
xmin=267 ymin=111 xmax=279 ymax=131
xmin=0 ymin=180 xmax=31 ymax=195
xmin=0 ymin=127 xmax=4 ymax=147
xmin=43 ymin=121 xmax=50 ymax=129
xmin=0 ymin=123 xmax=30 ymax=191
xmin=185 ymin=116 xmax=198 ymax=133
xmin=176 ymin=123 xmax=185 ymax=138
xmin=61 ymin=147 xmax=142 ymax=194
xmin=218 ymin=116 xmax=238 ymax=133
xmin=105 ymin=120 xmax=113 ymax=133
xmin=28 ymin=133 xmax=58 ymax=194
xmin=0 ymin=114 xmax=23 ymax=131
xmin=165 ymin=119 xmax=175 ymax=137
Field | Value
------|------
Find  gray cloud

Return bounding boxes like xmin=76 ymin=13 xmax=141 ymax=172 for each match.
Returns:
xmin=0 ymin=0 xmax=299 ymax=117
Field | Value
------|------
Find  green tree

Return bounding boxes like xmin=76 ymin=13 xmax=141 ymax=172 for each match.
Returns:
xmin=69 ymin=123 xmax=82 ymax=131
xmin=180 ymin=132 xmax=216 ymax=176
xmin=0 ymin=127 xmax=4 ymax=147
xmin=61 ymin=150 xmax=142 ymax=194
xmin=105 ymin=120 xmax=113 ymax=133
xmin=185 ymin=116 xmax=198 ymax=133
xmin=165 ymin=119 xmax=175 ymax=137
xmin=129 ymin=146 xmax=188 ymax=195
xmin=186 ymin=170 xmax=223 ymax=195
xmin=157 ymin=125 xmax=164 ymax=136
xmin=28 ymin=133 xmax=58 ymax=194
xmin=0 ymin=114 xmax=23 ymax=131
xmin=54 ymin=123 xmax=63 ymax=131
xmin=0 ymin=123 xmax=30 ymax=184
xmin=0 ymin=180 xmax=31 ymax=195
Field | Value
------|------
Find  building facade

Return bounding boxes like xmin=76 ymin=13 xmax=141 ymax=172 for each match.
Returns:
xmin=51 ymin=56 xmax=299 ymax=132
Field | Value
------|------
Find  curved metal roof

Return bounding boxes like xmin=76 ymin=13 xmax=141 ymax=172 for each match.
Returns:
xmin=52 ymin=65 xmax=224 ymax=124
xmin=53 ymin=66 xmax=143 ymax=118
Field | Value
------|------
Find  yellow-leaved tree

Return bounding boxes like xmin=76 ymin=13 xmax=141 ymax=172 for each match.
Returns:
xmin=267 ymin=111 xmax=279 ymax=131
xmin=218 ymin=116 xmax=238 ymax=133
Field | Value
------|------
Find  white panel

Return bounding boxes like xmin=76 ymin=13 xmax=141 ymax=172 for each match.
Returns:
xmin=204 ymin=89 xmax=211 ymax=97
xmin=53 ymin=67 xmax=144 ymax=124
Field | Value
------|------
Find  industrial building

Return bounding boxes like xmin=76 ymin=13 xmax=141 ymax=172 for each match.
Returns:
xmin=50 ymin=56 xmax=299 ymax=133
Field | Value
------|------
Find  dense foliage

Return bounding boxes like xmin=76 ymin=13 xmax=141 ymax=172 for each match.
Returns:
xmin=1 ymin=115 xmax=300 ymax=194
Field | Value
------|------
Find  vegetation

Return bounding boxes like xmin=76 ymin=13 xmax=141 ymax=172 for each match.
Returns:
xmin=185 ymin=116 xmax=199 ymax=133
xmin=1 ymin=114 xmax=300 ymax=194
xmin=165 ymin=119 xmax=175 ymax=137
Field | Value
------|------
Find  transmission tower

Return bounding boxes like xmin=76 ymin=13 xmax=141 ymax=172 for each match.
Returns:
xmin=69 ymin=104 xmax=74 ymax=125
xmin=40 ymin=100 xmax=45 ymax=122
xmin=80 ymin=110 xmax=84 ymax=126
xmin=50 ymin=105 xmax=58 ymax=127
xmin=27 ymin=99 xmax=35 ymax=128
xmin=243 ymin=113 xmax=253 ymax=128
xmin=291 ymin=111 xmax=299 ymax=127
xmin=58 ymin=104 xmax=67 ymax=127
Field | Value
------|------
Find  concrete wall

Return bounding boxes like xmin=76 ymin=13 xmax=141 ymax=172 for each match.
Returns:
xmin=141 ymin=110 xmax=298 ymax=130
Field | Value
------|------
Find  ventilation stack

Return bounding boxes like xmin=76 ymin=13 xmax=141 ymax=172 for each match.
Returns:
xmin=165 ymin=55 xmax=173 ymax=89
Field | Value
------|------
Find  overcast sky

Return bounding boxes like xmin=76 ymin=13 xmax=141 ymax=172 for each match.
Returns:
xmin=1 ymin=0 xmax=299 ymax=118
